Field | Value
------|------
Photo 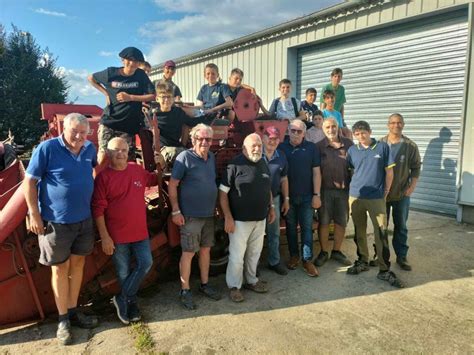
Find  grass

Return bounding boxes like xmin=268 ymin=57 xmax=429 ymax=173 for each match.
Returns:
xmin=129 ymin=321 xmax=156 ymax=354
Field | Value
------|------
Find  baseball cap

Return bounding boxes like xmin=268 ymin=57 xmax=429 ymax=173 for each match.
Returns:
xmin=119 ymin=47 xmax=145 ymax=62
xmin=264 ymin=126 xmax=280 ymax=138
xmin=164 ymin=60 xmax=176 ymax=68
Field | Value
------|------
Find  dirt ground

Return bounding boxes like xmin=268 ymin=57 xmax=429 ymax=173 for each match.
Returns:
xmin=1 ymin=211 xmax=473 ymax=354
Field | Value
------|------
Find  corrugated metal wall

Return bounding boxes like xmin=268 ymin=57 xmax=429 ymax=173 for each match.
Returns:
xmin=297 ymin=10 xmax=468 ymax=215
xmin=151 ymin=0 xmax=471 ymax=109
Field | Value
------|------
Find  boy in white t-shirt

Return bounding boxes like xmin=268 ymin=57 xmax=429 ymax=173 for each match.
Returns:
xmin=268 ymin=79 xmax=305 ymax=120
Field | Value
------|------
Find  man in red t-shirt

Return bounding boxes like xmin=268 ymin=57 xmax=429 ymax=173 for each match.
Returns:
xmin=92 ymin=137 xmax=157 ymax=325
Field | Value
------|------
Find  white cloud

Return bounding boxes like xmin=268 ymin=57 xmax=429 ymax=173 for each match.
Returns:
xmin=143 ymin=0 xmax=342 ymax=64
xmin=58 ymin=67 xmax=104 ymax=105
xmin=98 ymin=50 xmax=115 ymax=57
xmin=33 ymin=8 xmax=68 ymax=17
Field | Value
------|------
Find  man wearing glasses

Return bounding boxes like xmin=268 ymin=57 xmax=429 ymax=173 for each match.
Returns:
xmin=278 ymin=119 xmax=322 ymax=277
xmin=155 ymin=83 xmax=211 ymax=168
xmin=168 ymin=124 xmax=221 ymax=309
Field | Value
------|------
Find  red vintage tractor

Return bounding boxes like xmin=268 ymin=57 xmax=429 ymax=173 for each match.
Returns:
xmin=0 ymin=89 xmax=289 ymax=328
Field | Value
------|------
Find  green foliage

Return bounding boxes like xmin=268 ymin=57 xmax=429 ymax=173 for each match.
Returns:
xmin=0 ymin=24 xmax=69 ymax=146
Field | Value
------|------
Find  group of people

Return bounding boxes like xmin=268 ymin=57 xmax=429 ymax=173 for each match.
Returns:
xmin=23 ymin=46 xmax=421 ymax=346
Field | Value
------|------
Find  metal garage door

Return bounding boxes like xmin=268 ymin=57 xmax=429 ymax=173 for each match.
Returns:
xmin=297 ymin=10 xmax=468 ymax=216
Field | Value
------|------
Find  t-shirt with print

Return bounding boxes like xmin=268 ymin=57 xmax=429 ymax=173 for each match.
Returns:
xmin=92 ymin=163 xmax=157 ymax=244
xmin=93 ymin=67 xmax=155 ymax=134
xmin=347 ymin=139 xmax=395 ymax=199
xmin=197 ymin=82 xmax=232 ymax=110
xmin=219 ymin=154 xmax=271 ymax=221
xmin=172 ymin=149 xmax=218 ymax=218
xmin=300 ymin=100 xmax=319 ymax=119
xmin=269 ymin=97 xmax=301 ymax=120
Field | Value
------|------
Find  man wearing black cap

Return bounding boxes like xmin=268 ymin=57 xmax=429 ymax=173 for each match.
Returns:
xmin=154 ymin=60 xmax=182 ymax=102
xmin=88 ymin=47 xmax=156 ymax=167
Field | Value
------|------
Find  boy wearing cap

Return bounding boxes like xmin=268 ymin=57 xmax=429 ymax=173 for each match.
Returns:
xmin=262 ymin=126 xmax=290 ymax=275
xmin=88 ymin=47 xmax=156 ymax=167
xmin=155 ymin=60 xmax=182 ymax=102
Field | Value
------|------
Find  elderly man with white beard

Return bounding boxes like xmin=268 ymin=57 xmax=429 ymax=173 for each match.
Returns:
xmin=219 ymin=133 xmax=276 ymax=303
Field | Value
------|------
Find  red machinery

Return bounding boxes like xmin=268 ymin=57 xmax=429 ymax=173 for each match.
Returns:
xmin=0 ymin=90 xmax=289 ymax=328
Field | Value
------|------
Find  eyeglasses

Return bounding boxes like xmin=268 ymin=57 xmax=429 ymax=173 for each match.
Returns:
xmin=195 ymin=137 xmax=212 ymax=143
xmin=158 ymin=95 xmax=173 ymax=100
xmin=290 ymin=129 xmax=303 ymax=134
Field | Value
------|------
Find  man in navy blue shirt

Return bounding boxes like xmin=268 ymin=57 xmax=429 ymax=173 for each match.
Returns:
xmin=169 ymin=124 xmax=221 ymax=310
xmin=262 ymin=127 xmax=289 ymax=275
xmin=24 ymin=113 xmax=98 ymax=345
xmin=278 ymin=119 xmax=321 ymax=277
xmin=347 ymin=120 xmax=404 ymax=288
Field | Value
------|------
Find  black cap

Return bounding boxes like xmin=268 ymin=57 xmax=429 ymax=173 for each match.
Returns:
xmin=119 ymin=47 xmax=145 ymax=62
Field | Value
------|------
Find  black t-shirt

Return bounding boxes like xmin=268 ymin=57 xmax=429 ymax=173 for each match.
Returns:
xmin=157 ymin=106 xmax=211 ymax=147
xmin=93 ymin=67 xmax=155 ymax=134
xmin=221 ymin=154 xmax=271 ymax=221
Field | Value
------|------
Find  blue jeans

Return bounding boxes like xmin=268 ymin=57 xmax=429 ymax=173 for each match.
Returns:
xmin=386 ymin=196 xmax=410 ymax=258
xmin=265 ymin=195 xmax=281 ymax=266
xmin=112 ymin=239 xmax=153 ymax=303
xmin=285 ymin=195 xmax=314 ymax=261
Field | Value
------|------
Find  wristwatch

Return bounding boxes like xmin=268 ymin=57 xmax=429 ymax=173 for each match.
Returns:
xmin=313 ymin=192 xmax=320 ymax=197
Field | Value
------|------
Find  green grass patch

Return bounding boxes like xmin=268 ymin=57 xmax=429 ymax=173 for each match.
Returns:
xmin=129 ymin=321 xmax=156 ymax=354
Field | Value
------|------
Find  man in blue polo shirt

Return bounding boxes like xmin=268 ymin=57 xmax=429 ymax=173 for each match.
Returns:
xmin=346 ymin=120 xmax=404 ymax=288
xmin=262 ymin=126 xmax=290 ymax=275
xmin=278 ymin=119 xmax=321 ymax=277
xmin=169 ymin=124 xmax=221 ymax=310
xmin=24 ymin=113 xmax=98 ymax=345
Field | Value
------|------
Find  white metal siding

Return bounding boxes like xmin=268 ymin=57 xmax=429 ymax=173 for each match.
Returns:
xmin=297 ymin=10 xmax=468 ymax=215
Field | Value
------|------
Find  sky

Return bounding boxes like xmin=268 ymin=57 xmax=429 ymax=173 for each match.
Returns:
xmin=1 ymin=0 xmax=342 ymax=106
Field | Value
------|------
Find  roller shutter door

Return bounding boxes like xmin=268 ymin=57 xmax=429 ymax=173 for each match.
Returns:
xmin=297 ymin=10 xmax=468 ymax=215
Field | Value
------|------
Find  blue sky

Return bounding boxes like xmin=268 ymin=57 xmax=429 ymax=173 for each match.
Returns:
xmin=1 ymin=0 xmax=341 ymax=106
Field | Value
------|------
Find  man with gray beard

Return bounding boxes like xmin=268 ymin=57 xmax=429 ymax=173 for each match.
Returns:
xmin=219 ymin=134 xmax=275 ymax=303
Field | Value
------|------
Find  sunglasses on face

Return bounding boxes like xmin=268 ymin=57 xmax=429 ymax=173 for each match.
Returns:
xmin=290 ymin=129 xmax=303 ymax=134
xmin=195 ymin=137 xmax=212 ymax=143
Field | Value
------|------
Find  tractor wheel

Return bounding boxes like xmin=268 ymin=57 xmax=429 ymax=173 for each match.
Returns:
xmin=209 ymin=218 xmax=229 ymax=276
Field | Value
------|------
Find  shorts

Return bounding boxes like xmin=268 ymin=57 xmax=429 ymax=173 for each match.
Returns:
xmin=98 ymin=124 xmax=136 ymax=158
xmin=180 ymin=216 xmax=215 ymax=253
xmin=319 ymin=189 xmax=349 ymax=227
xmin=38 ymin=218 xmax=95 ymax=266
xmin=161 ymin=146 xmax=185 ymax=167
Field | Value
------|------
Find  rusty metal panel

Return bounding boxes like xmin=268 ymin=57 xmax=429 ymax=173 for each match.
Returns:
xmin=297 ymin=9 xmax=469 ymax=215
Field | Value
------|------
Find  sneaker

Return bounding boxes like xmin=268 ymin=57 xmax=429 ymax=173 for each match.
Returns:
xmin=303 ymin=261 xmax=319 ymax=277
xmin=112 ymin=295 xmax=130 ymax=325
xmin=287 ymin=255 xmax=300 ymax=270
xmin=243 ymin=280 xmax=269 ymax=293
xmin=314 ymin=251 xmax=329 ymax=267
xmin=377 ymin=270 xmax=405 ymax=288
xmin=128 ymin=302 xmax=141 ymax=322
xmin=180 ymin=289 xmax=197 ymax=310
xmin=396 ymin=257 xmax=412 ymax=271
xmin=56 ymin=320 xmax=72 ymax=346
xmin=199 ymin=284 xmax=222 ymax=300
xmin=347 ymin=260 xmax=369 ymax=275
xmin=229 ymin=288 xmax=244 ymax=302
xmin=268 ymin=263 xmax=288 ymax=275
xmin=330 ymin=250 xmax=352 ymax=266
xmin=69 ymin=311 xmax=99 ymax=329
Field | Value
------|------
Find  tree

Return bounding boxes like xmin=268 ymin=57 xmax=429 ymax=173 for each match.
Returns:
xmin=0 ymin=25 xmax=69 ymax=146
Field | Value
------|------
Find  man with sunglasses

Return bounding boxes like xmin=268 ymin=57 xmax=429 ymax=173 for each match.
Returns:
xmin=278 ymin=119 xmax=322 ymax=277
xmin=169 ymin=124 xmax=221 ymax=310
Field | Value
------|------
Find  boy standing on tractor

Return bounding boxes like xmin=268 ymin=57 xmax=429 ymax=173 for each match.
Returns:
xmin=88 ymin=47 xmax=155 ymax=168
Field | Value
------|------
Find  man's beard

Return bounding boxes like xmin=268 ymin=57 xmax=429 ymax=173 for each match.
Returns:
xmin=247 ymin=152 xmax=261 ymax=163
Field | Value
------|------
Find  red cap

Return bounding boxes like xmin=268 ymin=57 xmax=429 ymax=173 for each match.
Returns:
xmin=264 ymin=126 xmax=280 ymax=138
xmin=164 ymin=60 xmax=176 ymax=68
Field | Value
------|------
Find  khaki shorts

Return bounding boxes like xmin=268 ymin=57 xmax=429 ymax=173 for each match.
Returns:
xmin=180 ymin=216 xmax=215 ymax=253
xmin=160 ymin=146 xmax=185 ymax=168
xmin=98 ymin=124 xmax=136 ymax=159
xmin=319 ymin=189 xmax=349 ymax=227
xmin=39 ymin=218 xmax=95 ymax=266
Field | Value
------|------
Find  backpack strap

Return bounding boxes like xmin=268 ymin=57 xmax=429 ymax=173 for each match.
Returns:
xmin=270 ymin=97 xmax=280 ymax=114
xmin=291 ymin=97 xmax=299 ymax=118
